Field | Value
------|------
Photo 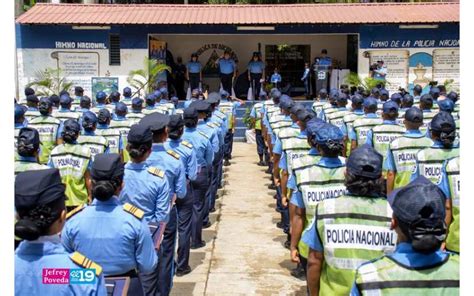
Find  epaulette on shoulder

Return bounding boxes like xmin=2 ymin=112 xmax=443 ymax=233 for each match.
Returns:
xmin=198 ymin=131 xmax=209 ymax=139
xmin=207 ymin=122 xmax=218 ymax=128
xmin=66 ymin=205 xmax=85 ymax=220
xmin=215 ymin=113 xmax=225 ymax=120
xmin=123 ymin=203 xmax=145 ymax=220
xmin=70 ymin=252 xmax=103 ymax=276
xmin=181 ymin=140 xmax=193 ymax=149
xmin=167 ymin=149 xmax=180 ymax=160
xmin=147 ymin=167 xmax=165 ymax=178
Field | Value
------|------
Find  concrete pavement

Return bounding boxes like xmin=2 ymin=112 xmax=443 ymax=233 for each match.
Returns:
xmin=171 ymin=142 xmax=306 ymax=296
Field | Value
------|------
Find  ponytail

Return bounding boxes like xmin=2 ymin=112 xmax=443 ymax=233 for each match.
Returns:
xmin=92 ymin=180 xmax=118 ymax=201
xmin=15 ymin=201 xmax=64 ymax=241
xmin=184 ymin=118 xmax=197 ymax=128
xmin=17 ymin=138 xmax=38 ymax=157
xmin=398 ymin=218 xmax=446 ymax=254
xmin=62 ymin=130 xmax=79 ymax=144
xmin=318 ymin=140 xmax=343 ymax=157
xmin=432 ymin=130 xmax=455 ymax=148
xmin=39 ymin=104 xmax=50 ymax=116
xmin=127 ymin=142 xmax=152 ymax=160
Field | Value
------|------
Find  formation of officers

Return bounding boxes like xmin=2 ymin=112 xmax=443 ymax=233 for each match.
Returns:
xmin=14 ymin=86 xmax=242 ymax=295
xmin=249 ymin=84 xmax=460 ymax=295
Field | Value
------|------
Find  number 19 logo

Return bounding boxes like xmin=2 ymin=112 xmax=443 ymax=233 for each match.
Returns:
xmin=69 ymin=269 xmax=96 ymax=284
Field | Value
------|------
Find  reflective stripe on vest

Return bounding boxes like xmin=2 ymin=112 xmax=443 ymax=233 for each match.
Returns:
xmin=389 ymin=135 xmax=433 ymax=189
xmin=53 ymin=111 xmax=81 ymax=122
xmin=420 ymin=110 xmax=438 ymax=133
xmin=353 ymin=117 xmax=383 ymax=145
xmin=95 ymin=129 xmax=121 ymax=154
xmin=77 ymin=135 xmax=108 ymax=160
xmin=312 ymin=101 xmax=326 ymax=116
xmin=219 ymin=102 xmax=235 ymax=129
xmin=416 ymin=146 xmax=459 ymax=186
xmin=343 ymin=112 xmax=365 ymax=157
xmin=280 ymin=131 xmax=311 ymax=175
xmin=14 ymin=160 xmax=49 ymax=176
xmin=445 ymin=156 xmax=460 ymax=253
xmin=327 ymin=110 xmax=351 ymax=129
xmin=28 ymin=116 xmax=61 ymax=164
xmin=50 ymin=143 xmax=91 ymax=206
xmin=317 ymin=196 xmax=396 ymax=296
xmin=371 ymin=124 xmax=405 ymax=176
xmin=356 ymin=254 xmax=459 ymax=295
xmin=252 ymin=103 xmax=263 ymax=130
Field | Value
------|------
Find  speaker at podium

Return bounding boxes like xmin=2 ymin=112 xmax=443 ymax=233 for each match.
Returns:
xmin=315 ymin=66 xmax=330 ymax=94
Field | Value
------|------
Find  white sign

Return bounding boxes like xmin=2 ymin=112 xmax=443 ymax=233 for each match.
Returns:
xmin=433 ymin=49 xmax=460 ymax=92
xmin=57 ymin=52 xmax=100 ymax=95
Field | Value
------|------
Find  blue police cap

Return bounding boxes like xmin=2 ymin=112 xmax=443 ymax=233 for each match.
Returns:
xmin=183 ymin=107 xmax=198 ymax=119
xmin=39 ymin=97 xmax=52 ymax=109
xmin=380 ymin=89 xmax=389 ymax=97
xmin=15 ymin=168 xmax=65 ymax=210
xmin=402 ymin=94 xmax=414 ymax=106
xmin=447 ymin=91 xmax=458 ymax=102
xmin=413 ymin=84 xmax=423 ymax=94
xmin=132 ymin=97 xmax=143 ymax=107
xmin=420 ymin=94 xmax=434 ymax=105
xmin=146 ymin=93 xmax=156 ymax=103
xmin=220 ymin=89 xmax=229 ymax=98
xmin=49 ymin=94 xmax=60 ymax=105
xmin=319 ymin=88 xmax=328 ymax=95
xmin=171 ymin=96 xmax=179 ymax=103
xmin=115 ymin=102 xmax=128 ymax=113
xmin=351 ymin=94 xmax=364 ymax=106
xmin=388 ymin=176 xmax=446 ymax=225
xmin=383 ymin=101 xmax=399 ymax=114
xmin=290 ymin=103 xmax=306 ymax=115
xmin=429 ymin=87 xmax=440 ymax=96
xmin=168 ymin=114 xmax=184 ymax=130
xmin=190 ymin=100 xmax=211 ymax=112
xmin=159 ymin=87 xmax=168 ymax=95
xmin=18 ymin=127 xmax=40 ymax=148
xmin=430 ymin=111 xmax=455 ymax=132
xmin=279 ymin=95 xmax=294 ymax=110
xmin=438 ymin=99 xmax=454 ymax=113
xmin=24 ymin=87 xmax=35 ymax=96
xmin=59 ymin=95 xmax=71 ymax=105
xmin=91 ymin=153 xmax=124 ymax=181
xmin=15 ymin=104 xmax=27 ymax=119
xmin=347 ymin=144 xmax=383 ymax=178
xmin=390 ymin=93 xmax=402 ymax=104
xmin=98 ymin=108 xmax=111 ymax=122
xmin=371 ymin=87 xmax=380 ymax=95
xmin=363 ymin=97 xmax=378 ymax=108
xmin=82 ymin=111 xmax=98 ymax=127
xmin=140 ymin=113 xmax=170 ymax=131
xmin=336 ymin=93 xmax=348 ymax=103
xmin=207 ymin=92 xmax=221 ymax=104
xmin=404 ymin=107 xmax=423 ymax=123
xmin=128 ymin=123 xmax=153 ymax=145
xmin=26 ymin=94 xmax=39 ymax=103
xmin=306 ymin=117 xmax=326 ymax=136
xmin=314 ymin=123 xmax=344 ymax=145
xmin=296 ymin=109 xmax=314 ymax=123
xmin=74 ymin=86 xmax=84 ymax=94
xmin=271 ymin=89 xmax=281 ymax=100
xmin=123 ymin=87 xmax=132 ymax=97
xmin=153 ymin=90 xmax=161 ymax=98
xmin=96 ymin=91 xmax=106 ymax=101
xmin=259 ymin=91 xmax=267 ymax=99
xmin=109 ymin=91 xmax=120 ymax=102
xmin=80 ymin=96 xmax=91 ymax=105
xmin=63 ymin=119 xmax=81 ymax=133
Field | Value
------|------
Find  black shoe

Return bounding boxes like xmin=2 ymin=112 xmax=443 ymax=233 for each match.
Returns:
xmin=290 ymin=265 xmax=306 ymax=280
xmin=202 ymin=221 xmax=212 ymax=229
xmin=210 ymin=207 xmax=216 ymax=213
xmin=224 ymin=159 xmax=231 ymax=166
xmin=275 ymin=207 xmax=282 ymax=213
xmin=257 ymin=161 xmax=266 ymax=166
xmin=176 ymin=266 xmax=192 ymax=277
xmin=268 ymin=183 xmax=276 ymax=190
xmin=190 ymin=241 xmax=206 ymax=249
xmin=276 ymin=222 xmax=284 ymax=229
xmin=284 ymin=240 xmax=291 ymax=249
xmin=265 ymin=168 xmax=272 ymax=174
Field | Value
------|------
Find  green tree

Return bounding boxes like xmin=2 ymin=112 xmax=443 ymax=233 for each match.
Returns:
xmin=26 ymin=68 xmax=73 ymax=97
xmin=127 ymin=58 xmax=171 ymax=96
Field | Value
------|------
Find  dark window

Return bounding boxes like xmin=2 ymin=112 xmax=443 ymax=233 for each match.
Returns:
xmin=109 ymin=34 xmax=121 ymax=66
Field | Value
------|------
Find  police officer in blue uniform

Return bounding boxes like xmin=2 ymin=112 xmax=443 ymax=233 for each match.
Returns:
xmin=186 ymin=53 xmax=202 ymax=92
xmin=109 ymin=91 xmax=121 ymax=107
xmin=119 ymin=124 xmax=171 ymax=295
xmin=182 ymin=107 xmax=214 ymax=250
xmin=139 ymin=113 xmax=187 ymax=296
xmin=216 ymin=49 xmax=237 ymax=94
xmin=248 ymin=51 xmax=265 ymax=99
xmin=165 ymin=115 xmax=198 ymax=276
xmin=15 ymin=104 xmax=28 ymax=132
xmin=93 ymin=91 xmax=108 ymax=112
xmin=15 ymin=169 xmax=106 ymax=295
xmin=123 ymin=87 xmax=133 ymax=105
xmin=184 ymin=89 xmax=199 ymax=108
xmin=77 ymin=96 xmax=92 ymax=113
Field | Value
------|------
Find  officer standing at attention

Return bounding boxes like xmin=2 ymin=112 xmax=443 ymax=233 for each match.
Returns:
xmin=119 ymin=124 xmax=171 ymax=295
xmin=76 ymin=96 xmax=92 ymax=113
xmin=247 ymin=51 xmax=265 ymax=99
xmin=24 ymin=94 xmax=41 ymax=122
xmin=351 ymin=176 xmax=459 ymax=296
xmin=250 ymin=91 xmax=269 ymax=166
xmin=289 ymin=122 xmax=346 ymax=279
xmin=140 ymin=113 xmax=187 ymax=296
xmin=21 ymin=86 xmax=35 ymax=105
xmin=301 ymin=62 xmax=311 ymax=99
xmin=216 ymin=49 xmax=237 ymax=94
xmin=110 ymin=102 xmax=133 ymax=162
xmin=15 ymin=128 xmax=49 ymax=175
xmin=412 ymin=84 xmax=423 ymax=104
xmin=326 ymin=93 xmax=351 ymax=131
xmin=62 ymin=154 xmax=158 ymax=296
xmin=397 ymin=94 xmax=414 ymax=125
xmin=108 ymin=91 xmax=122 ymax=112
xmin=384 ymin=107 xmax=433 ymax=194
xmin=72 ymin=86 xmax=84 ymax=110
xmin=127 ymin=97 xmax=146 ymax=124
xmin=186 ymin=53 xmax=202 ymax=92
xmin=49 ymin=94 xmax=60 ymax=110
xmin=15 ymin=169 xmax=106 ymax=295
xmin=311 ymin=88 xmax=328 ymax=116
xmin=419 ymin=94 xmax=438 ymax=134
xmin=53 ymin=95 xmax=81 ymax=122
xmin=77 ymin=111 xmax=109 ymax=160
xmin=122 ymin=87 xmax=133 ymax=107
xmin=341 ymin=94 xmax=365 ymax=157
xmin=49 ymin=119 xmax=92 ymax=211
xmin=436 ymin=99 xmax=459 ymax=143
xmin=218 ymin=90 xmax=245 ymax=166
xmin=366 ymin=101 xmax=405 ymax=180
xmin=349 ymin=97 xmax=382 ymax=150
xmin=95 ymin=109 xmax=123 ymax=158
xmin=28 ymin=97 xmax=61 ymax=164
xmin=319 ymin=89 xmax=339 ymax=121
xmin=165 ymin=115 xmax=198 ymax=276
xmin=90 ymin=91 xmax=108 ymax=115
xmin=182 ymin=107 xmax=214 ymax=250
xmin=304 ymin=145 xmax=397 ymax=296
xmin=142 ymin=94 xmax=160 ymax=115
xmin=14 ymin=104 xmax=28 ymax=147
xmin=184 ymin=89 xmax=199 ymax=109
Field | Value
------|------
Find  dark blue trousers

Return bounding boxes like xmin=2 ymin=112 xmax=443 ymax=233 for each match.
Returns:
xmin=176 ymin=183 xmax=193 ymax=271
xmin=157 ymin=205 xmax=177 ymax=296
xmin=191 ymin=167 xmax=210 ymax=246
xmin=255 ymin=130 xmax=268 ymax=161
xmin=139 ymin=253 xmax=159 ymax=295
xmin=223 ymin=130 xmax=233 ymax=160
xmin=207 ymin=150 xmax=222 ymax=217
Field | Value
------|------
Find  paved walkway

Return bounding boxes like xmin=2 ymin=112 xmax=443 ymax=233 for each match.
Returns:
xmin=171 ymin=142 xmax=306 ymax=295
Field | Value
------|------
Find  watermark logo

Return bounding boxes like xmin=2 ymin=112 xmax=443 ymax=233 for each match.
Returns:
xmin=42 ymin=268 xmax=96 ymax=285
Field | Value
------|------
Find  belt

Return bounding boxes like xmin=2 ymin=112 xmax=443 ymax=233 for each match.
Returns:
xmin=108 ymin=269 xmax=138 ymax=278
